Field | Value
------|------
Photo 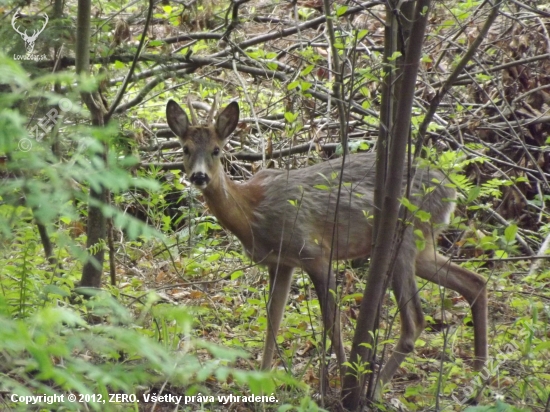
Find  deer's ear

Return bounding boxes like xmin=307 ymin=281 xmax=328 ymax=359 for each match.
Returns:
xmin=215 ymin=102 xmax=239 ymax=141
xmin=166 ymin=100 xmax=189 ymax=138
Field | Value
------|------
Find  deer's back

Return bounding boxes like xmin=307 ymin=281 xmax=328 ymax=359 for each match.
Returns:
xmin=241 ymin=152 xmax=455 ymax=266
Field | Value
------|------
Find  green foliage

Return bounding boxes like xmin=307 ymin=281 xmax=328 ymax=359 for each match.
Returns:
xmin=465 ymin=401 xmax=532 ymax=412
xmin=0 ymin=52 xmax=316 ymax=410
xmin=335 ymin=139 xmax=370 ymax=155
xmin=2 ymin=0 xmax=550 ymax=408
xmin=0 ymin=293 xmax=287 ymax=411
xmin=0 ymin=53 xmax=160 ymax=240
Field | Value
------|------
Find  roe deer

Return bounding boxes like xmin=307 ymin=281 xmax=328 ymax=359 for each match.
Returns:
xmin=166 ymin=99 xmax=488 ymax=391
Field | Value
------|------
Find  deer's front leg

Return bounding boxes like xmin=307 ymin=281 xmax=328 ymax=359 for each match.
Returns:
xmin=303 ymin=260 xmax=346 ymax=376
xmin=261 ymin=264 xmax=294 ymax=370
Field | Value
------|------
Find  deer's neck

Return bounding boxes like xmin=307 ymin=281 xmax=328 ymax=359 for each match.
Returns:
xmin=202 ymin=172 xmax=262 ymax=249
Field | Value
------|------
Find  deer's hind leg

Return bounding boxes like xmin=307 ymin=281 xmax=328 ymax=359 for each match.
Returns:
xmin=261 ymin=264 xmax=294 ymax=370
xmin=377 ymin=228 xmax=425 ymax=395
xmin=415 ymin=240 xmax=488 ymax=370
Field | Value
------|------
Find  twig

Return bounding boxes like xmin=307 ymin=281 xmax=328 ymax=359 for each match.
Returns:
xmin=231 ymin=58 xmax=265 ymax=166
xmin=106 ymin=0 xmax=154 ymax=122
xmin=429 ymin=53 xmax=550 ymax=89
xmin=416 ymin=0 xmax=504 ymax=151
xmin=508 ymin=0 xmax=550 ymax=18
xmin=107 ymin=216 xmax=116 ymax=286
xmin=451 ymin=255 xmax=550 ymax=263
xmin=139 ymin=142 xmax=341 ymax=171
xmin=163 ymin=32 xmax=223 ymax=43
xmin=528 ymin=231 xmax=550 ymax=276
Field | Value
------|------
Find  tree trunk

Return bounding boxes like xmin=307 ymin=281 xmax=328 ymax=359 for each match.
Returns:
xmin=341 ymin=0 xmax=431 ymax=408
xmin=76 ymin=0 xmax=107 ymax=289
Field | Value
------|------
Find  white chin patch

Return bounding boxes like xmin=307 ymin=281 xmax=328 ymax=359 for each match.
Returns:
xmin=194 ymin=182 xmax=208 ymax=190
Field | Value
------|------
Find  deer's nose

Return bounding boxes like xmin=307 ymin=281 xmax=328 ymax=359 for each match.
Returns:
xmin=190 ymin=172 xmax=210 ymax=187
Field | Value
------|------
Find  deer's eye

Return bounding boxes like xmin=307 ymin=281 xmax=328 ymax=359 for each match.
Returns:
xmin=212 ymin=147 xmax=220 ymax=156
xmin=183 ymin=146 xmax=190 ymax=155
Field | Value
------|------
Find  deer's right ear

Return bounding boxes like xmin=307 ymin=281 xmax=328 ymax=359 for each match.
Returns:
xmin=166 ymin=100 xmax=189 ymax=138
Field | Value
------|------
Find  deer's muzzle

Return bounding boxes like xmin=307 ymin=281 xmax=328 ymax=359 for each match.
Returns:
xmin=190 ymin=172 xmax=210 ymax=187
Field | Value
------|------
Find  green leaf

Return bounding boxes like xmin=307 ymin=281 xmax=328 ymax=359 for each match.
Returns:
xmin=336 ymin=5 xmax=348 ymax=16
xmin=287 ymin=81 xmax=300 ymax=90
xmin=43 ymin=285 xmax=70 ymax=297
xmin=284 ymin=111 xmax=298 ymax=123
xmin=494 ymin=250 xmax=508 ymax=259
xmin=401 ymin=197 xmax=419 ymax=213
xmin=414 ymin=229 xmax=426 ymax=251
xmin=60 ymin=216 xmax=72 ymax=224
xmin=357 ymin=29 xmax=368 ymax=40
xmin=467 ymin=186 xmax=481 ymax=202
xmin=247 ymin=50 xmax=261 ymax=59
xmin=300 ymin=65 xmax=314 ymax=76
xmin=504 ymin=224 xmax=517 ymax=243
xmin=533 ymin=341 xmax=550 ymax=352
xmin=416 ymin=210 xmax=432 ymax=222
xmin=231 ymin=270 xmax=244 ymax=280
xmin=387 ymin=51 xmax=402 ymax=61
xmin=314 ymin=184 xmax=330 ymax=190
xmin=300 ymin=81 xmax=312 ymax=91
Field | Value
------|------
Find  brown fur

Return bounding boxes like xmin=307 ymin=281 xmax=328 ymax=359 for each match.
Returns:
xmin=166 ymin=99 xmax=488 ymax=394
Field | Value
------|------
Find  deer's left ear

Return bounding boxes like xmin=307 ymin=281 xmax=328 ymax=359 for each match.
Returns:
xmin=215 ymin=102 xmax=239 ymax=141
xmin=166 ymin=100 xmax=189 ymax=139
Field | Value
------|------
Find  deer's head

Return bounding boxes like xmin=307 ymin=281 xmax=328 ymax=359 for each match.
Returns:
xmin=166 ymin=99 xmax=239 ymax=190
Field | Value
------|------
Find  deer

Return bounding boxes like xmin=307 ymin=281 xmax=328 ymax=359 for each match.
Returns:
xmin=165 ymin=98 xmax=488 ymax=395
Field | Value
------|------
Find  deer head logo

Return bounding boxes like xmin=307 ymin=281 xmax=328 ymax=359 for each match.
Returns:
xmin=12 ymin=11 xmax=48 ymax=54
